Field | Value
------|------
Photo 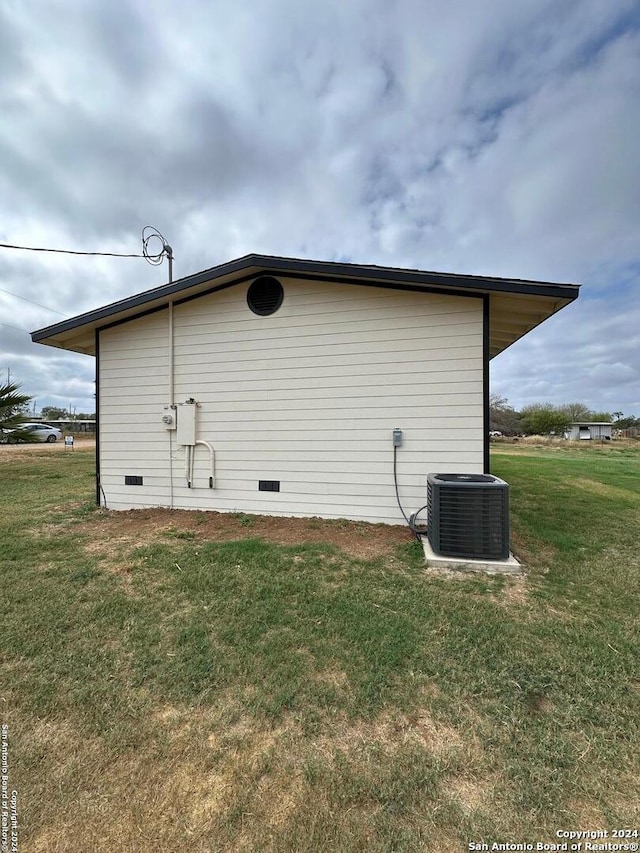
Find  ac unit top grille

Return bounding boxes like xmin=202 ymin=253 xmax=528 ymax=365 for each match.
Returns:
xmin=429 ymin=473 xmax=504 ymax=485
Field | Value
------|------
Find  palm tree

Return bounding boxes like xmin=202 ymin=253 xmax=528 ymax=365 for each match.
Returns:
xmin=0 ymin=380 xmax=33 ymax=441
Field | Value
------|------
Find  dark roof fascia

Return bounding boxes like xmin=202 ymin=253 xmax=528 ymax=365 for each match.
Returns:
xmin=31 ymin=253 xmax=580 ymax=343
xmin=32 ymin=257 xmax=260 ymax=342
xmin=257 ymin=255 xmax=580 ymax=300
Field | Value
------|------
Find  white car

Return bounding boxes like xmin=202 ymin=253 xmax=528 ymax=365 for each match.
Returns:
xmin=9 ymin=423 xmax=63 ymax=443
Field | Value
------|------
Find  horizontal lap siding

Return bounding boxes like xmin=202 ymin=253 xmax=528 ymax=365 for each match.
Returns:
xmin=99 ymin=278 xmax=484 ymax=522
xmin=99 ymin=311 xmax=171 ymax=508
xmin=171 ymin=279 xmax=483 ymax=523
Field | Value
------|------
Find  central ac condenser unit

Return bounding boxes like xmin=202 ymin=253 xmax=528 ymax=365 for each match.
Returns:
xmin=426 ymin=473 xmax=509 ymax=560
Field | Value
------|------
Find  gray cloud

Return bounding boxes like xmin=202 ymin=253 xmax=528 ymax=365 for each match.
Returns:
xmin=0 ymin=0 xmax=638 ymax=415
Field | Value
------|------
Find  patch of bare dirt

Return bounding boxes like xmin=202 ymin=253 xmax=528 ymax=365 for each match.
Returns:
xmin=74 ymin=507 xmax=414 ymax=560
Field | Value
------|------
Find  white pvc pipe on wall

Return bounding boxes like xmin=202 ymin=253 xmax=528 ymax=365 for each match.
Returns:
xmin=168 ymin=301 xmax=175 ymax=506
xmin=195 ymin=440 xmax=216 ymax=488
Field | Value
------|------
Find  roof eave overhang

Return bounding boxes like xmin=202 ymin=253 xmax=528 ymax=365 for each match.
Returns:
xmin=31 ymin=253 xmax=580 ymax=357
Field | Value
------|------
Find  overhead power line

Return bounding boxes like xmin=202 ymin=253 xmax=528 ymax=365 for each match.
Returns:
xmin=0 ymin=228 xmax=173 ymax=321
xmin=0 ymin=226 xmax=172 ymax=264
xmin=0 ymin=286 xmax=66 ymax=316
xmin=0 ymin=241 xmax=144 ymax=258
xmin=0 ymin=320 xmax=30 ymax=334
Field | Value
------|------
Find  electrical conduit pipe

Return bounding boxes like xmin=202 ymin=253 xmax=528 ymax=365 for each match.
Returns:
xmin=185 ymin=440 xmax=215 ymax=489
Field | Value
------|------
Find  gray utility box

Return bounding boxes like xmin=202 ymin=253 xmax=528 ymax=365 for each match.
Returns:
xmin=426 ymin=473 xmax=510 ymax=560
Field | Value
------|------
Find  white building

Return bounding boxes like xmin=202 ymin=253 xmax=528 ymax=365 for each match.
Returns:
xmin=567 ymin=422 xmax=612 ymax=441
xmin=32 ymin=255 xmax=579 ymax=524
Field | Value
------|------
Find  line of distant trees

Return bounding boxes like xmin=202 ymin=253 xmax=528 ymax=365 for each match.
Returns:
xmin=490 ymin=395 xmax=640 ymax=436
xmin=41 ymin=406 xmax=96 ymax=420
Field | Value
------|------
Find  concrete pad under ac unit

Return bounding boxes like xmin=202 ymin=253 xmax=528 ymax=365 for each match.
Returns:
xmin=421 ymin=536 xmax=522 ymax=575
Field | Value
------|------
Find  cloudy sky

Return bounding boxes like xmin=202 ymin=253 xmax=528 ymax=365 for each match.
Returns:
xmin=1 ymin=0 xmax=638 ymax=417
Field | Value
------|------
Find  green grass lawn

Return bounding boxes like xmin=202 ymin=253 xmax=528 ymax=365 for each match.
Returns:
xmin=1 ymin=445 xmax=639 ymax=851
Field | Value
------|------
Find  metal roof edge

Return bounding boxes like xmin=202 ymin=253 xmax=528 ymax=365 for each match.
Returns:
xmin=31 ymin=253 xmax=580 ymax=342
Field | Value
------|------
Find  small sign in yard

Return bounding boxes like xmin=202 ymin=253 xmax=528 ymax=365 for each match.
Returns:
xmin=64 ymin=435 xmax=74 ymax=449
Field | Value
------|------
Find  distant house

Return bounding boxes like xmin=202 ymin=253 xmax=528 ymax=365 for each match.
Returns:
xmin=567 ymin=422 xmax=612 ymax=441
xmin=32 ymin=255 xmax=579 ymax=524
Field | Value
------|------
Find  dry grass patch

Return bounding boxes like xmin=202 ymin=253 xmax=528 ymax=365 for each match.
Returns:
xmin=492 ymin=576 xmax=529 ymax=608
xmin=313 ymin=666 xmax=349 ymax=689
xmin=565 ymin=476 xmax=640 ymax=500
xmin=446 ymin=772 xmax=499 ymax=815
xmin=505 ymin=531 xmax=557 ymax=580
xmin=20 ymin=702 xmax=309 ymax=852
xmin=305 ymin=707 xmax=476 ymax=771
xmin=74 ymin=702 xmax=474 ymax=850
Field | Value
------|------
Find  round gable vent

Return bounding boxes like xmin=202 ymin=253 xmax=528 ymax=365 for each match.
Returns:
xmin=247 ymin=276 xmax=284 ymax=316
